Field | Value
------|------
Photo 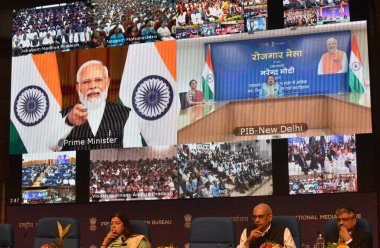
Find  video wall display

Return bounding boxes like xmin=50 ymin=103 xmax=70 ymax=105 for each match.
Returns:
xmin=178 ymin=140 xmax=273 ymax=198
xmin=288 ymin=134 xmax=357 ymax=194
xmin=8 ymin=0 xmax=372 ymax=206
xmin=21 ymin=151 xmax=76 ymax=204
xmin=283 ymin=0 xmax=350 ymax=28
xmin=89 ymin=146 xmax=178 ymax=202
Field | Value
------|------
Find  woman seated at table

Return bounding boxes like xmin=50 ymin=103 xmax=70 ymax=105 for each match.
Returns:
xmin=185 ymin=79 xmax=206 ymax=108
xmin=101 ymin=212 xmax=151 ymax=248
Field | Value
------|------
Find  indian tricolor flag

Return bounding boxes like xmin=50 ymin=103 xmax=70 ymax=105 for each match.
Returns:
xmin=119 ymin=40 xmax=177 ymax=146
xmin=202 ymin=45 xmax=215 ymax=101
xmin=10 ymin=54 xmax=63 ymax=154
xmin=348 ymin=34 xmax=365 ymax=94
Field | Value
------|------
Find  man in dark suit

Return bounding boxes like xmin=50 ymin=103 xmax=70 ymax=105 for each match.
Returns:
xmin=295 ymin=152 xmax=309 ymax=175
xmin=237 ymin=203 xmax=296 ymax=248
xmin=325 ymin=206 xmax=372 ymax=248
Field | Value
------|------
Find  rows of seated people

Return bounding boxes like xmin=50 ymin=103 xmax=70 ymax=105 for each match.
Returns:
xmin=90 ymin=0 xmax=176 ymax=47
xmin=284 ymin=8 xmax=317 ymax=27
xmin=12 ymin=0 xmax=176 ymax=56
xmin=289 ymin=174 xmax=356 ymax=194
xmin=40 ymin=163 xmax=76 ymax=187
xmin=288 ymin=136 xmax=357 ymax=175
xmin=22 ymin=163 xmax=47 ymax=186
xmin=89 ymin=157 xmax=178 ymax=201
xmin=284 ymin=0 xmax=347 ymax=10
xmin=175 ymin=0 xmax=243 ymax=27
xmin=12 ymin=2 xmax=92 ymax=55
xmin=178 ymin=144 xmax=272 ymax=198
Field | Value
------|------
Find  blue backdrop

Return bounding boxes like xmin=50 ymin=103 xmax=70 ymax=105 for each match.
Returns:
xmin=209 ymin=31 xmax=351 ymax=101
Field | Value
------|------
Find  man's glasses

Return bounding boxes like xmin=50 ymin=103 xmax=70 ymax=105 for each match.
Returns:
xmin=252 ymin=214 xmax=269 ymax=220
xmin=337 ymin=217 xmax=354 ymax=222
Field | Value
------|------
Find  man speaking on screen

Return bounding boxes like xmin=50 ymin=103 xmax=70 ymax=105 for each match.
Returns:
xmin=59 ymin=60 xmax=142 ymax=151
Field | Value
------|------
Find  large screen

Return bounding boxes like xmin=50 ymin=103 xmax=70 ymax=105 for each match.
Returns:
xmin=21 ymin=151 xmax=76 ymax=204
xmin=177 ymin=22 xmax=371 ymax=145
xmin=10 ymin=22 xmax=371 ymax=155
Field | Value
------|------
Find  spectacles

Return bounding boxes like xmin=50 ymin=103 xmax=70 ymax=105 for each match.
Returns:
xmin=80 ymin=77 xmax=106 ymax=86
xmin=252 ymin=214 xmax=269 ymax=220
xmin=337 ymin=217 xmax=354 ymax=222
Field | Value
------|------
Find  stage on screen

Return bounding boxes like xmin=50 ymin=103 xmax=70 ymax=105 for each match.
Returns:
xmin=288 ymin=134 xmax=357 ymax=194
xmin=21 ymin=151 xmax=76 ymax=204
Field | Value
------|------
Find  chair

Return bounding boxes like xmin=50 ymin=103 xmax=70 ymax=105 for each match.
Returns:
xmin=189 ymin=217 xmax=236 ymax=248
xmin=272 ymin=216 xmax=302 ymax=248
xmin=179 ymin=92 xmax=187 ymax=109
xmin=33 ymin=217 xmax=80 ymax=248
xmin=0 ymin=224 xmax=14 ymax=247
xmin=105 ymin=220 xmax=151 ymax=241
xmin=323 ymin=218 xmax=371 ymax=237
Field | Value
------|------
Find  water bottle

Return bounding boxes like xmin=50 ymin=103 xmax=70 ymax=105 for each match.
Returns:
xmin=316 ymin=232 xmax=325 ymax=248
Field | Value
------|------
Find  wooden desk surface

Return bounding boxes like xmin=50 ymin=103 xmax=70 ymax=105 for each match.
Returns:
xmin=177 ymin=94 xmax=372 ymax=144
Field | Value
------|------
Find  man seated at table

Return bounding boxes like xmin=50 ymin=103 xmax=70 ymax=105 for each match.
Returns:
xmin=259 ymin=75 xmax=284 ymax=99
xmin=325 ymin=206 xmax=372 ymax=248
xmin=237 ymin=203 xmax=296 ymax=248
xmin=185 ymin=79 xmax=205 ymax=108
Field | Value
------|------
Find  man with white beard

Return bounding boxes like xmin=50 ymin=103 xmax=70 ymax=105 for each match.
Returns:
xmin=59 ymin=60 xmax=142 ymax=151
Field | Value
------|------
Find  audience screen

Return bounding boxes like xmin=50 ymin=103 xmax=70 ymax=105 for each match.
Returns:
xmin=90 ymin=0 xmax=176 ymax=45
xmin=288 ymin=134 xmax=358 ymax=194
xmin=89 ymin=146 xmax=178 ymax=202
xmin=178 ymin=140 xmax=273 ymax=199
xmin=175 ymin=0 xmax=267 ymax=40
xmin=12 ymin=2 xmax=92 ymax=56
xmin=12 ymin=0 xmax=176 ymax=57
xmin=21 ymin=151 xmax=76 ymax=204
xmin=283 ymin=0 xmax=350 ymax=28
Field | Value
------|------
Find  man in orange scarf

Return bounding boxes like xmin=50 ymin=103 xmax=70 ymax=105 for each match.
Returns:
xmin=318 ymin=37 xmax=348 ymax=75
